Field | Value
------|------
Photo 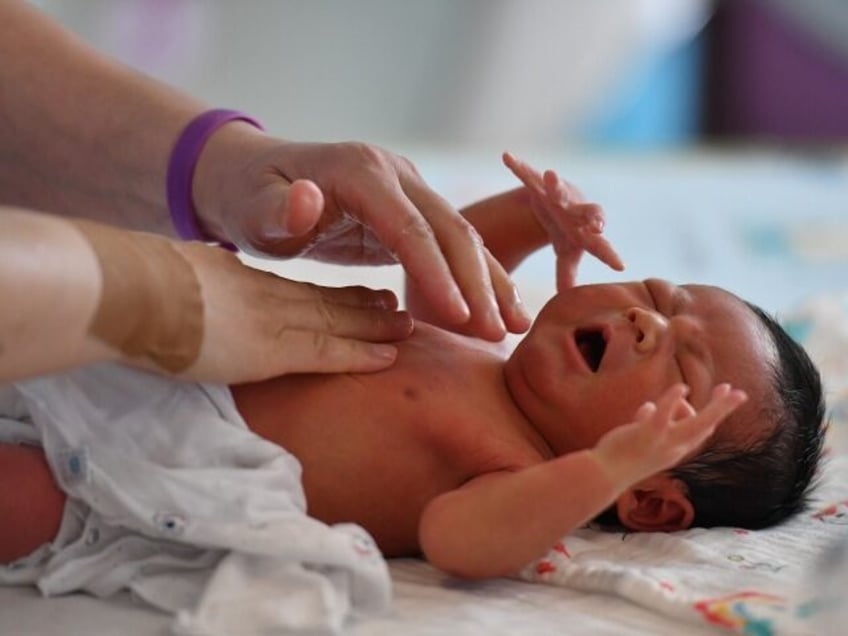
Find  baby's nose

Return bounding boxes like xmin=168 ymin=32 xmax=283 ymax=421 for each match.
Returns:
xmin=626 ymin=307 xmax=668 ymax=353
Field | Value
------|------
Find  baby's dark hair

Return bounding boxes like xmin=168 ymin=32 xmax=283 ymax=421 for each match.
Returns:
xmin=596 ymin=301 xmax=826 ymax=530
xmin=670 ymin=302 xmax=826 ymax=529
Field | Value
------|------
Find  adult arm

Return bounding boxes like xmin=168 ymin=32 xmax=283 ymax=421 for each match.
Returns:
xmin=0 ymin=0 xmax=522 ymax=342
xmin=0 ymin=0 xmax=201 ymax=234
xmin=0 ymin=207 xmax=411 ymax=384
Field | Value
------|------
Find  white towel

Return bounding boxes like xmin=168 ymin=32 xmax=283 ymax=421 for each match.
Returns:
xmin=0 ymin=364 xmax=390 ymax=635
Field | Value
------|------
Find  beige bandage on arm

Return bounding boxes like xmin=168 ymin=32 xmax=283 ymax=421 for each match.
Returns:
xmin=71 ymin=220 xmax=203 ymax=373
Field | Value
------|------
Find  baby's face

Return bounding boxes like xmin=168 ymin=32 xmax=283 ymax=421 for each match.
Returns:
xmin=504 ymin=279 xmax=777 ymax=455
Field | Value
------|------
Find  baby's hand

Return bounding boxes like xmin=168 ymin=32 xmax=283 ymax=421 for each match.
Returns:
xmin=502 ymin=152 xmax=624 ymax=290
xmin=591 ymin=384 xmax=747 ymax=490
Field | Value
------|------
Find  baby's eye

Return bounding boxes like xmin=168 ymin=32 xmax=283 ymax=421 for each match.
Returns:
xmin=645 ymin=282 xmax=659 ymax=310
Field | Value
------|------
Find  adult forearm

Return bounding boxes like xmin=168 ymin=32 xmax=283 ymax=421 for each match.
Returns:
xmin=0 ymin=0 xmax=204 ymax=233
xmin=0 ymin=207 xmax=115 ymax=381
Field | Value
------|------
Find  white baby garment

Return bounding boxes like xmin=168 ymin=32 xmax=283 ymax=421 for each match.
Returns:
xmin=0 ymin=364 xmax=390 ymax=635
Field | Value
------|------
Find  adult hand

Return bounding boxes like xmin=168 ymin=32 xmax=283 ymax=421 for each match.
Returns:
xmin=502 ymin=152 xmax=624 ymax=291
xmin=1 ymin=210 xmax=412 ymax=384
xmin=0 ymin=3 xmax=513 ymax=341
xmin=172 ymin=242 xmax=414 ymax=384
xmin=193 ymin=128 xmax=517 ymax=342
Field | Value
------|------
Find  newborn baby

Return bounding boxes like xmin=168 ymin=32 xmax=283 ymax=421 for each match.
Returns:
xmin=1 ymin=155 xmax=825 ymax=580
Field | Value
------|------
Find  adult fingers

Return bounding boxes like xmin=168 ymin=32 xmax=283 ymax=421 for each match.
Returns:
xmin=275 ymin=294 xmax=414 ymax=343
xmin=272 ymin=276 xmax=401 ymax=311
xmin=484 ymin=249 xmax=532 ymax=334
xmin=259 ymin=179 xmax=325 ymax=240
xmin=401 ymin=179 xmax=512 ymax=341
xmin=354 ymin=180 xmax=473 ymax=326
xmin=232 ymin=179 xmax=325 ymax=255
xmin=266 ymin=329 xmax=402 ymax=375
xmin=238 ymin=269 xmax=413 ymax=342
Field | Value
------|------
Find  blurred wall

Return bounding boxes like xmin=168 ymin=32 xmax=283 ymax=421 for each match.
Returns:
xmin=35 ymin=0 xmax=711 ymax=148
xmin=705 ymin=0 xmax=848 ymax=142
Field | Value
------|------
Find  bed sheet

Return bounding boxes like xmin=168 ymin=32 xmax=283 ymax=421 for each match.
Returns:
xmin=2 ymin=148 xmax=846 ymax=635
xmin=0 ymin=563 xmax=723 ymax=636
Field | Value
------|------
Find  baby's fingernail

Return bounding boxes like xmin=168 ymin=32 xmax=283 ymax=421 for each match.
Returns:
xmin=732 ymin=389 xmax=748 ymax=402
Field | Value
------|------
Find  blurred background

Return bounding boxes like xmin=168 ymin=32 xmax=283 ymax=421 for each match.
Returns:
xmin=35 ymin=0 xmax=848 ymax=147
xmin=34 ymin=0 xmax=848 ymax=315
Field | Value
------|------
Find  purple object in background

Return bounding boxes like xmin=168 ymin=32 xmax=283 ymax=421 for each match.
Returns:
xmin=99 ymin=0 xmax=208 ymax=84
xmin=706 ymin=0 xmax=848 ymax=141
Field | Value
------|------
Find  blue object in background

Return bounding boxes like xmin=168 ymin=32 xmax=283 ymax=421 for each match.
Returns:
xmin=581 ymin=34 xmax=706 ymax=147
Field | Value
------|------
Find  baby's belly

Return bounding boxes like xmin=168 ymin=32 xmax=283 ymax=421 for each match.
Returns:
xmin=297 ymin=439 xmax=470 ymax=557
xmin=294 ymin=410 xmax=540 ymax=557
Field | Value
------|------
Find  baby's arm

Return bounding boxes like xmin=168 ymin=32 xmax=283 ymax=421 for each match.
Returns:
xmin=0 ymin=444 xmax=66 ymax=564
xmin=418 ymin=384 xmax=746 ymax=579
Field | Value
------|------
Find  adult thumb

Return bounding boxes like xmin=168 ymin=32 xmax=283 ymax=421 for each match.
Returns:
xmin=251 ymin=178 xmax=325 ymax=242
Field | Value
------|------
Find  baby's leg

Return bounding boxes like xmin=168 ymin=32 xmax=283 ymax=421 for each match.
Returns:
xmin=0 ymin=443 xmax=66 ymax=564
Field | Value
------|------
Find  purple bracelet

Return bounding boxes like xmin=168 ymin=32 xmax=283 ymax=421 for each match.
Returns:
xmin=166 ymin=109 xmax=264 ymax=251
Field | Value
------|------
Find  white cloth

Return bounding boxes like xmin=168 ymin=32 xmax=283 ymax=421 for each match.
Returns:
xmin=516 ymin=455 xmax=848 ymax=635
xmin=0 ymin=364 xmax=390 ymax=635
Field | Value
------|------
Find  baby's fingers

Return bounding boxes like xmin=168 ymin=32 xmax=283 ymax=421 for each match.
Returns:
xmin=502 ymin=152 xmax=546 ymax=197
xmin=582 ymin=231 xmax=625 ymax=273
xmin=667 ymin=384 xmax=748 ymax=450
xmin=542 ymin=169 xmax=574 ymax=209
xmin=693 ymin=384 xmax=748 ymax=429
xmin=633 ymin=401 xmax=658 ymax=424
xmin=651 ymin=384 xmax=692 ymax=427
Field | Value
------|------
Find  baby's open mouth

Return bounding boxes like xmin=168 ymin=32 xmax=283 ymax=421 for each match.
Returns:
xmin=574 ymin=328 xmax=607 ymax=372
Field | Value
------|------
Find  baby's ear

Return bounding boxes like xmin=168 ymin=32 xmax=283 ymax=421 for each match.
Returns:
xmin=615 ymin=474 xmax=694 ymax=532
